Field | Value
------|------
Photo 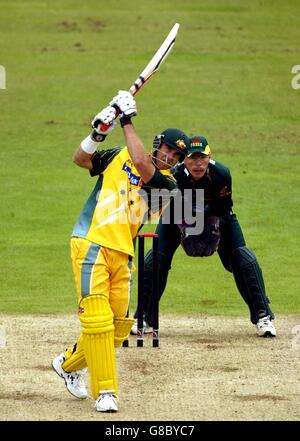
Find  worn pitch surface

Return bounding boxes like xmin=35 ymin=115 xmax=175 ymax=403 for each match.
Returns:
xmin=0 ymin=313 xmax=299 ymax=421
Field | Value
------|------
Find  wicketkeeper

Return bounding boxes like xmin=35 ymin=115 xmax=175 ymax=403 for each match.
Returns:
xmin=52 ymin=91 xmax=189 ymax=412
xmin=132 ymin=135 xmax=276 ymax=337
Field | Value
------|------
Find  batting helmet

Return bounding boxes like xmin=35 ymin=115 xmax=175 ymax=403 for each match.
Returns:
xmin=152 ymin=128 xmax=189 ymax=163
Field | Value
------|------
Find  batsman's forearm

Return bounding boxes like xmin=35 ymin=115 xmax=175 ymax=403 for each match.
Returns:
xmin=122 ymin=123 xmax=145 ymax=162
xmin=122 ymin=123 xmax=155 ymax=182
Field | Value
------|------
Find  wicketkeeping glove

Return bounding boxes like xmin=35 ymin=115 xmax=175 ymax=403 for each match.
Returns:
xmin=179 ymin=216 xmax=221 ymax=257
xmin=110 ymin=90 xmax=137 ymax=118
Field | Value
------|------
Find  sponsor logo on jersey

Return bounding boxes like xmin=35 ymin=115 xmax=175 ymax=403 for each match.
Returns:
xmin=122 ymin=162 xmax=141 ymax=186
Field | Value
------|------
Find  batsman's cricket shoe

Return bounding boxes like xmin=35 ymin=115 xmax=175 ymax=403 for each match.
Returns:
xmin=52 ymin=353 xmax=88 ymax=399
xmin=95 ymin=390 xmax=119 ymax=412
xmin=131 ymin=318 xmax=153 ymax=335
xmin=256 ymin=316 xmax=276 ymax=337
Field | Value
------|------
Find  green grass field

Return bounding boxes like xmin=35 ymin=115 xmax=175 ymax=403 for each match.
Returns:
xmin=0 ymin=0 xmax=299 ymax=317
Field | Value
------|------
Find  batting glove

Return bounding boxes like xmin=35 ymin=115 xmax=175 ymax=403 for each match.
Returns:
xmin=91 ymin=105 xmax=117 ymax=134
xmin=110 ymin=90 xmax=137 ymax=118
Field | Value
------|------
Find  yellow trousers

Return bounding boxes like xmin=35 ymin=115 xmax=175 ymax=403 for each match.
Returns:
xmin=71 ymin=237 xmax=132 ymax=316
xmin=62 ymin=237 xmax=134 ymax=399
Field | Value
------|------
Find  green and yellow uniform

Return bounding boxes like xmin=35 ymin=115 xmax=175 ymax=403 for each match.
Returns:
xmin=63 ymin=146 xmax=176 ymax=398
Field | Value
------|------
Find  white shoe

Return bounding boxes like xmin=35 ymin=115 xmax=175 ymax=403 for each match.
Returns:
xmin=52 ymin=352 xmax=88 ymax=399
xmin=131 ymin=318 xmax=153 ymax=335
xmin=256 ymin=316 xmax=276 ymax=337
xmin=95 ymin=390 xmax=119 ymax=412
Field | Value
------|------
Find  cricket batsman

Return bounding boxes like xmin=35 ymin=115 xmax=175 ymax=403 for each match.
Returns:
xmin=52 ymin=91 xmax=189 ymax=412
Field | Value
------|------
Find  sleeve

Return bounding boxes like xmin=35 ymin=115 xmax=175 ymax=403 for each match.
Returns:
xmin=204 ymin=166 xmax=233 ymax=216
xmin=143 ymin=168 xmax=177 ymax=191
xmin=217 ymin=168 xmax=233 ymax=215
xmin=89 ymin=147 xmax=122 ymax=176
xmin=140 ymin=169 xmax=178 ymax=217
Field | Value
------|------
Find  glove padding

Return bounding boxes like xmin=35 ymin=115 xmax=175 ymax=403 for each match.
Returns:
xmin=110 ymin=90 xmax=137 ymax=118
xmin=179 ymin=216 xmax=221 ymax=257
xmin=91 ymin=105 xmax=117 ymax=135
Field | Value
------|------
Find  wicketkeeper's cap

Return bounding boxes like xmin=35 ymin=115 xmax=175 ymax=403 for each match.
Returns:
xmin=187 ymin=135 xmax=211 ymax=157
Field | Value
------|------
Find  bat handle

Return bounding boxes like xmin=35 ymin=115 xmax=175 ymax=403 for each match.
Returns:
xmin=96 ymin=86 xmax=134 ymax=132
xmin=98 ymin=105 xmax=120 ymax=132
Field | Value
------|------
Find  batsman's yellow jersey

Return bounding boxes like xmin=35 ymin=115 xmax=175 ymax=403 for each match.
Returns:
xmin=72 ymin=146 xmax=176 ymax=256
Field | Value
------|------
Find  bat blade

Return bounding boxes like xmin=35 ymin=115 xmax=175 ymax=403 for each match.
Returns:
xmin=129 ymin=23 xmax=180 ymax=95
xmin=97 ymin=23 xmax=180 ymax=133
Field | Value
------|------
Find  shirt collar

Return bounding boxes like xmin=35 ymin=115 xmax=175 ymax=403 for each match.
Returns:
xmin=184 ymin=165 xmax=209 ymax=182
